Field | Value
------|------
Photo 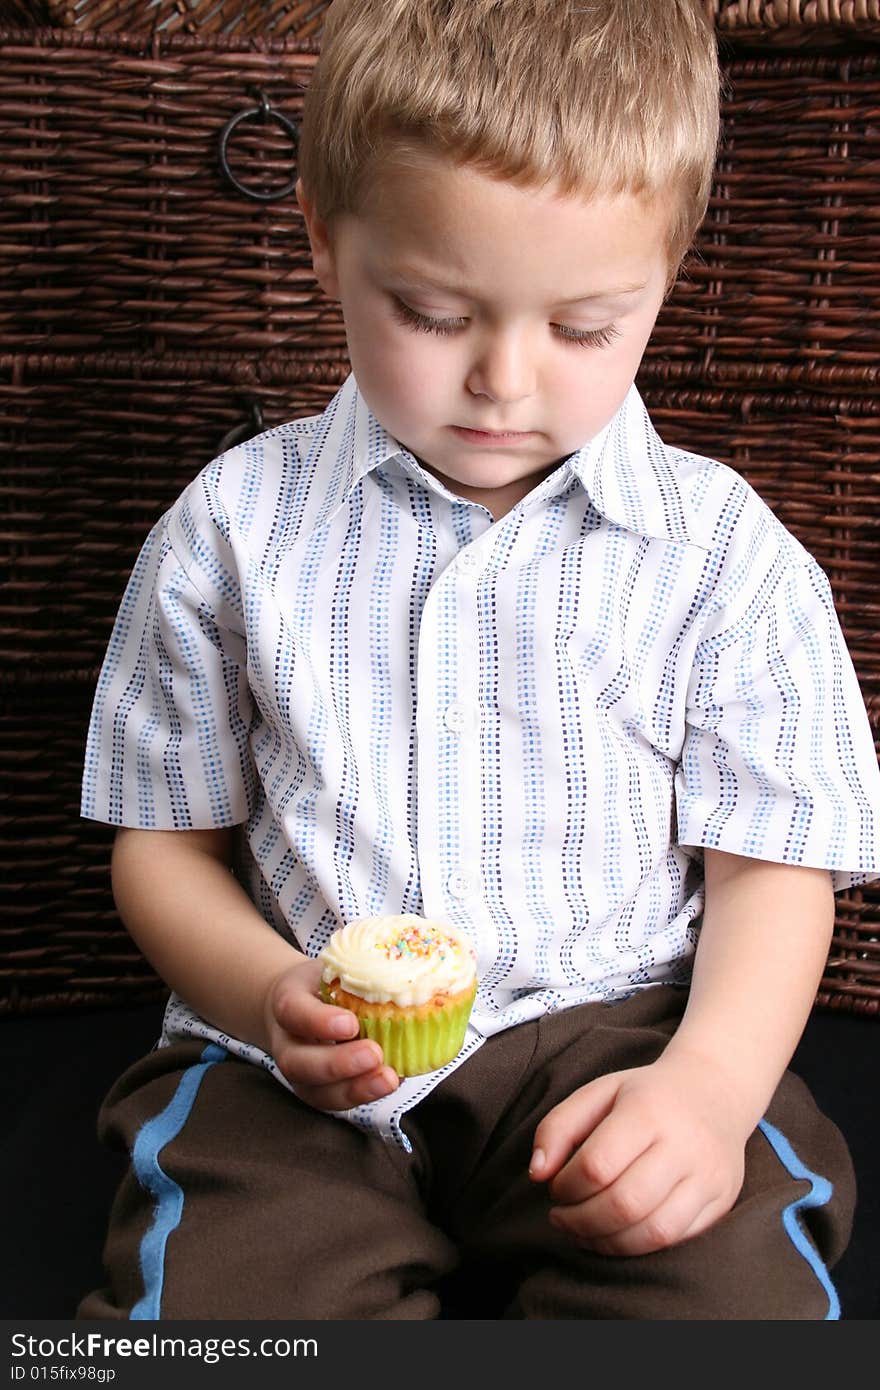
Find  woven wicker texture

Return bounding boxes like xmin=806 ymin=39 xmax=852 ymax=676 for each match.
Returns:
xmin=0 ymin=33 xmax=321 ymax=354
xmin=1 ymin=20 xmax=879 ymax=1015
xmin=0 ymin=1 xmax=331 ymax=37
xmin=2 ymin=2 xmax=880 ymax=37
xmin=716 ymin=1 xmax=880 ymax=29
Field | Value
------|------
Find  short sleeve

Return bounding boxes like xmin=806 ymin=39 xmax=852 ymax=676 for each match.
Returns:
xmin=675 ymin=554 xmax=880 ymax=890
xmin=81 ymin=478 xmax=256 ymax=830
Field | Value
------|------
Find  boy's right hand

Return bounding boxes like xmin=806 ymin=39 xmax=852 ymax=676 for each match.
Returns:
xmin=263 ymin=957 xmax=399 ymax=1112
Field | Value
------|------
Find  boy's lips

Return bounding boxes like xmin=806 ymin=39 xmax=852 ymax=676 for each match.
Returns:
xmin=451 ymin=425 xmax=534 ymax=445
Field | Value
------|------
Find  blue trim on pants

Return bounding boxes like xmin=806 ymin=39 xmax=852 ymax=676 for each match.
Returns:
xmin=757 ymin=1117 xmax=840 ymax=1320
xmin=129 ymin=1043 xmax=227 ymax=1321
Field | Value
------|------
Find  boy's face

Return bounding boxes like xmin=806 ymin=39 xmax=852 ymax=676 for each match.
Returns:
xmin=297 ymin=155 xmax=673 ymax=517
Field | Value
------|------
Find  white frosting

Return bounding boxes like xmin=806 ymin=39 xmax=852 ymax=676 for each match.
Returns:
xmin=319 ymin=914 xmax=477 ymax=1007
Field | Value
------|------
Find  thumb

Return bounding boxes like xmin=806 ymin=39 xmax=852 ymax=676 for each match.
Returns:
xmin=529 ymin=1071 xmax=622 ymax=1182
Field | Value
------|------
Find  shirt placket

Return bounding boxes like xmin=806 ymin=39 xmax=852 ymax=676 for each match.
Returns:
xmin=416 ymin=533 xmax=494 ymax=976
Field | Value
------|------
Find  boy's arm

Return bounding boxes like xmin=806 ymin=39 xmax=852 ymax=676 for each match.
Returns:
xmin=110 ymin=827 xmax=398 ymax=1110
xmin=530 ymin=850 xmax=834 ymax=1254
xmin=663 ymin=850 xmax=834 ymax=1127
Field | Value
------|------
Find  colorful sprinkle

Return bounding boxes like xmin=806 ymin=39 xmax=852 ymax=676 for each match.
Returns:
xmin=377 ymin=924 xmax=461 ymax=963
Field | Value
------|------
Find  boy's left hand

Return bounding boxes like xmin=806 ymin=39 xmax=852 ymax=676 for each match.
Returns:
xmin=529 ymin=1050 xmax=753 ymax=1256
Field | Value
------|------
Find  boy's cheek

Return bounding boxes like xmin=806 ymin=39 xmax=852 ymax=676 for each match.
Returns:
xmin=349 ymin=347 xmax=443 ymax=424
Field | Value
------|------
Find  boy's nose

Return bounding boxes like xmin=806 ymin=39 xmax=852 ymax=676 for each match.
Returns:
xmin=465 ymin=330 xmax=537 ymax=404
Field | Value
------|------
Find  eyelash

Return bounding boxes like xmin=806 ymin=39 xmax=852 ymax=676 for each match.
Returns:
xmin=391 ymin=297 xmax=621 ymax=349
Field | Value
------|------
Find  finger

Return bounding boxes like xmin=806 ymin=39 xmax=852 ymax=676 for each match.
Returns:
xmin=675 ymin=1197 xmax=733 ymax=1245
xmin=549 ymin=1141 xmax=679 ymax=1239
xmin=547 ymin=1106 xmax=654 ymax=1206
xmin=277 ymin=1035 xmax=385 ymax=1089
xmin=296 ymin=1063 xmax=400 ymax=1114
xmin=530 ymin=1073 xmax=622 ymax=1183
xmin=572 ymin=1177 xmax=714 ymax=1257
xmin=274 ymin=977 xmax=360 ymax=1044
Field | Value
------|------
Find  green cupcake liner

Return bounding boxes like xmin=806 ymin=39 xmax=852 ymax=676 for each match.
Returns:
xmin=321 ymin=981 xmax=476 ymax=1076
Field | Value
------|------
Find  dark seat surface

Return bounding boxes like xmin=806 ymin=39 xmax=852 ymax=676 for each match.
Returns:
xmin=2 ymin=1003 xmax=877 ymax=1320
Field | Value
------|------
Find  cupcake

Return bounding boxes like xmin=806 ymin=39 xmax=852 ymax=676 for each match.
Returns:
xmin=318 ymin=914 xmax=477 ymax=1077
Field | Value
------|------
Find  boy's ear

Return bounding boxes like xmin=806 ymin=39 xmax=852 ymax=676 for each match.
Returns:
xmin=295 ymin=177 xmax=342 ymax=299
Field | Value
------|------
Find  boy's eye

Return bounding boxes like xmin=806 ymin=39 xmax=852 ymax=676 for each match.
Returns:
xmin=390 ymin=297 xmax=620 ymax=349
xmin=391 ymin=298 xmax=464 ymax=336
xmin=554 ymin=322 xmax=621 ymax=349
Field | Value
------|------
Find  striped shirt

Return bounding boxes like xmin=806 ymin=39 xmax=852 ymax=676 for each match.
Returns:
xmin=82 ymin=372 xmax=880 ymax=1149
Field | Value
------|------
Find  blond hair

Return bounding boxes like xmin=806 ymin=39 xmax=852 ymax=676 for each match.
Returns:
xmin=298 ymin=0 xmax=720 ymax=281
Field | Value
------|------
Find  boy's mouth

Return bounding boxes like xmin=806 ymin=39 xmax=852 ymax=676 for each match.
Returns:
xmin=451 ymin=426 xmax=534 ymax=444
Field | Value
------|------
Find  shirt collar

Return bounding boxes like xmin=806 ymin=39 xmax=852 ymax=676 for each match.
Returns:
xmin=299 ymin=372 xmax=404 ymax=525
xmin=565 ymin=385 xmax=712 ymax=550
xmin=303 ymin=372 xmax=711 ymax=550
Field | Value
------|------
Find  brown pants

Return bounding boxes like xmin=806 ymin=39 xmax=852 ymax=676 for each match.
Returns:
xmin=78 ymin=987 xmax=855 ymax=1320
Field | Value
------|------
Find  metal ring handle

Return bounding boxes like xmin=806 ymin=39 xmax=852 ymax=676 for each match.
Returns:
xmin=218 ymin=90 xmax=299 ymax=203
xmin=217 ymin=399 xmax=266 ymax=454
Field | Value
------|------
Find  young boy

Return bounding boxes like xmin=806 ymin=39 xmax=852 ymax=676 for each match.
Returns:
xmin=79 ymin=0 xmax=880 ymax=1320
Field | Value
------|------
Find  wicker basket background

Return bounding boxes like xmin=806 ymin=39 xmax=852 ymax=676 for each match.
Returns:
xmin=3 ymin=1 xmax=880 ymax=36
xmin=0 ymin=1 xmax=331 ymax=36
xmin=1 ymin=14 xmax=879 ymax=1016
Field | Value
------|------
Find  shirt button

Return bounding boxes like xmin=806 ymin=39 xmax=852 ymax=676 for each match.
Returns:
xmin=447 ymin=869 xmax=477 ymax=900
xmin=456 ymin=549 xmax=483 ymax=576
xmin=444 ymin=702 xmax=467 ymax=733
